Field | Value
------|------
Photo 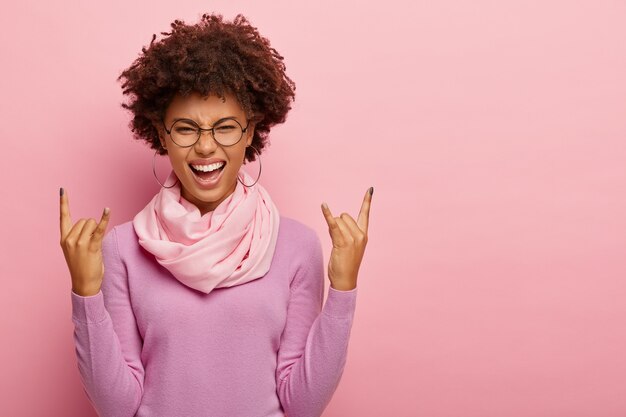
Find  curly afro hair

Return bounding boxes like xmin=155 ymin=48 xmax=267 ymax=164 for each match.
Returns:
xmin=117 ymin=12 xmax=296 ymax=162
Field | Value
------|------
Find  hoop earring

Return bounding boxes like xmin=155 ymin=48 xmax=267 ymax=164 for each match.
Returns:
xmin=153 ymin=148 xmax=179 ymax=188
xmin=238 ymin=144 xmax=262 ymax=187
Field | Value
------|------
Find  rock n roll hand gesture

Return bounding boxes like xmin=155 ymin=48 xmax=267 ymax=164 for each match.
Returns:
xmin=320 ymin=187 xmax=373 ymax=291
xmin=59 ymin=187 xmax=111 ymax=297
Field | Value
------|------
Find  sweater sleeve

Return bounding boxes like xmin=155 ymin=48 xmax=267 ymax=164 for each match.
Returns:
xmin=275 ymin=229 xmax=358 ymax=417
xmin=70 ymin=226 xmax=144 ymax=417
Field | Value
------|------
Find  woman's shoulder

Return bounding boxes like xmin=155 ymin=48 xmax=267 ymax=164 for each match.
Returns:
xmin=106 ymin=220 xmax=136 ymax=239
xmin=278 ymin=215 xmax=322 ymax=249
xmin=100 ymin=220 xmax=137 ymax=255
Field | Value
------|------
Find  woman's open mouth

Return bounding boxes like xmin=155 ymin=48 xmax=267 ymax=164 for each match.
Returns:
xmin=189 ymin=161 xmax=226 ymax=189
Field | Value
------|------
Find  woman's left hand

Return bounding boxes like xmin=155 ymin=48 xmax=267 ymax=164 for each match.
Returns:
xmin=320 ymin=187 xmax=373 ymax=291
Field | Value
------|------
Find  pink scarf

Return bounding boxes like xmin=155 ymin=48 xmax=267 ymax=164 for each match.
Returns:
xmin=132 ymin=168 xmax=280 ymax=294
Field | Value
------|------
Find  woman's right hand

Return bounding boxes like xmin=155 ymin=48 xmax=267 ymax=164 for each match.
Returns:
xmin=59 ymin=187 xmax=111 ymax=297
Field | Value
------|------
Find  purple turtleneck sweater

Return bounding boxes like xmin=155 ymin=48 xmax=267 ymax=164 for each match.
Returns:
xmin=70 ymin=215 xmax=357 ymax=417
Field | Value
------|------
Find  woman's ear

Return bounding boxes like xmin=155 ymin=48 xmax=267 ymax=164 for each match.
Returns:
xmin=153 ymin=122 xmax=167 ymax=149
xmin=246 ymin=121 xmax=256 ymax=147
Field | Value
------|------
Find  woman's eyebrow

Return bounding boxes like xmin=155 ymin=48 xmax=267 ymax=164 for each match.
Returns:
xmin=172 ymin=116 xmax=239 ymax=125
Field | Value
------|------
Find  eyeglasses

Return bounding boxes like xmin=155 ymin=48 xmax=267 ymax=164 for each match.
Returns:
xmin=162 ymin=117 xmax=250 ymax=148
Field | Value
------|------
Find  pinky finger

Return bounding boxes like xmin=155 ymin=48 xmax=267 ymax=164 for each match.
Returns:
xmin=93 ymin=207 xmax=111 ymax=241
xmin=321 ymin=202 xmax=343 ymax=244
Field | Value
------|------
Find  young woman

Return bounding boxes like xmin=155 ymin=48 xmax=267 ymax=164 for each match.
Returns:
xmin=59 ymin=12 xmax=372 ymax=417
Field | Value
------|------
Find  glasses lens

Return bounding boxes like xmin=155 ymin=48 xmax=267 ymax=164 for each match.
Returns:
xmin=170 ymin=120 xmax=200 ymax=147
xmin=213 ymin=120 xmax=243 ymax=146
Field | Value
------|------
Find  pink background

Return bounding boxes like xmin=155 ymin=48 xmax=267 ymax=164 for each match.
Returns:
xmin=1 ymin=0 xmax=625 ymax=416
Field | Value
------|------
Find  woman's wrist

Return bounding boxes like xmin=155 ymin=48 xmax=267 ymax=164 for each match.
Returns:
xmin=329 ymin=281 xmax=356 ymax=291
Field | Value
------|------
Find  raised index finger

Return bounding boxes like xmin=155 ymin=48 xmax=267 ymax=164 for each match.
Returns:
xmin=357 ymin=187 xmax=373 ymax=233
xmin=60 ymin=187 xmax=72 ymax=240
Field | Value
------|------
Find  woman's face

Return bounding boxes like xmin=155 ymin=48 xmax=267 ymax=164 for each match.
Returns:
xmin=156 ymin=91 xmax=255 ymax=215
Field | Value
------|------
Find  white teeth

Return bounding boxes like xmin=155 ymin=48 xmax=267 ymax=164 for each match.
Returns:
xmin=190 ymin=162 xmax=225 ymax=172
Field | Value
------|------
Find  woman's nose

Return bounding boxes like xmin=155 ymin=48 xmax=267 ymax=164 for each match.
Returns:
xmin=194 ymin=130 xmax=220 ymax=151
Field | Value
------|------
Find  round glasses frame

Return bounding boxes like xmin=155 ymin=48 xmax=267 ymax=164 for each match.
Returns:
xmin=162 ymin=118 xmax=250 ymax=148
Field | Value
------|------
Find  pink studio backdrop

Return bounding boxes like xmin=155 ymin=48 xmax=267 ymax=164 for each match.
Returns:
xmin=1 ymin=0 xmax=625 ymax=416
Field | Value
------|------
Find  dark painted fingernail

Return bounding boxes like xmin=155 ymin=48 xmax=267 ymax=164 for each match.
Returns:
xmin=369 ymin=186 xmax=374 ymax=196
xmin=60 ymin=187 xmax=64 ymax=196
